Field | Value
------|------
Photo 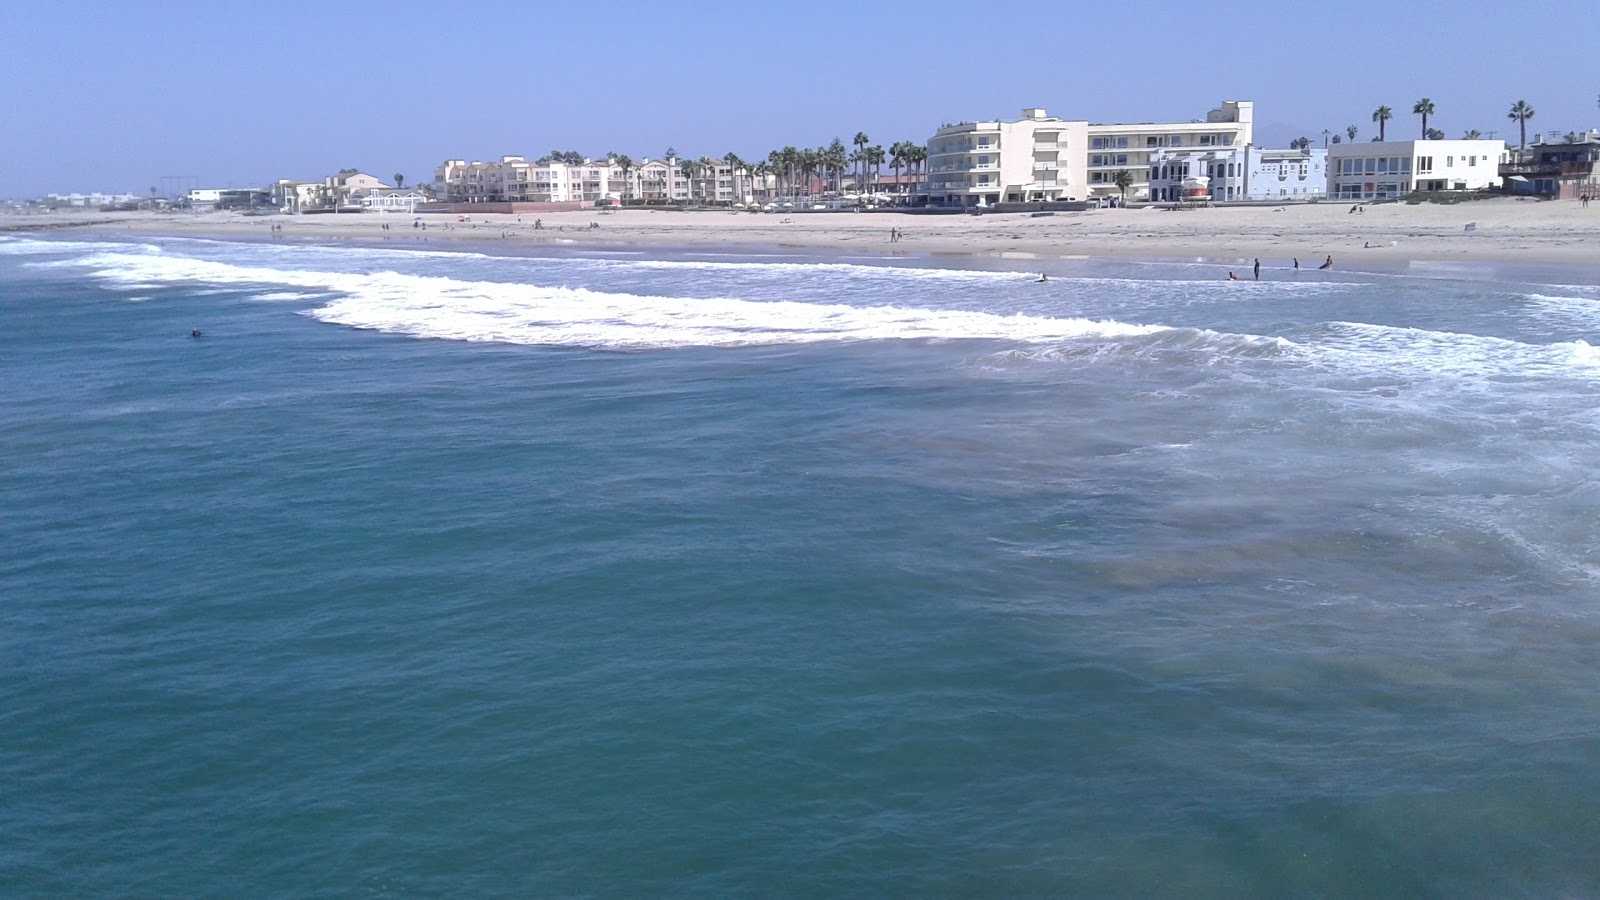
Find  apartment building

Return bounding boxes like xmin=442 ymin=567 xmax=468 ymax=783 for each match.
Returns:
xmin=1148 ymin=146 xmax=1325 ymax=202
xmin=436 ymin=155 xmax=762 ymax=205
xmin=1327 ymin=139 xmax=1506 ymax=200
xmin=1085 ymin=101 xmax=1253 ymax=200
xmin=924 ymin=109 xmax=1089 ymax=207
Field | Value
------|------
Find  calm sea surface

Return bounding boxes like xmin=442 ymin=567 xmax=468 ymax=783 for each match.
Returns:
xmin=3 ymin=234 xmax=1600 ymax=895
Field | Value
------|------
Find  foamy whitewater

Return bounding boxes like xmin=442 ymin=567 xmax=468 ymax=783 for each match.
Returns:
xmin=4 ymin=233 xmax=1600 ymax=894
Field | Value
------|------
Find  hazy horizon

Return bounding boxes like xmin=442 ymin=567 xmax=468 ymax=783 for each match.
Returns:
xmin=3 ymin=0 xmax=1595 ymax=198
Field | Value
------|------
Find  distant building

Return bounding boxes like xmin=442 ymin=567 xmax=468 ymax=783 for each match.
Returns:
xmin=924 ymin=108 xmax=1088 ymax=207
xmin=433 ymin=155 xmax=771 ymax=206
xmin=1500 ymin=130 xmax=1600 ymax=199
xmin=922 ymin=101 xmax=1253 ymax=206
xmin=1086 ymin=101 xmax=1254 ymax=200
xmin=1148 ymin=146 xmax=1325 ymax=202
xmin=1327 ymin=139 xmax=1506 ymax=200
xmin=187 ymin=188 xmax=270 ymax=209
xmin=362 ymin=188 xmax=429 ymax=212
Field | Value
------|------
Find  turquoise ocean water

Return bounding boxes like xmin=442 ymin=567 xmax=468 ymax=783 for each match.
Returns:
xmin=3 ymin=234 xmax=1600 ymax=894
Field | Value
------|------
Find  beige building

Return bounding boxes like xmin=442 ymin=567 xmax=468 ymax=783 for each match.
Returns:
xmin=1085 ymin=101 xmax=1253 ymax=200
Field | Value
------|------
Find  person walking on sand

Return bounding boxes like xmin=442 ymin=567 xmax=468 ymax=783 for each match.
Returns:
xmin=1253 ymin=258 xmax=1260 ymax=281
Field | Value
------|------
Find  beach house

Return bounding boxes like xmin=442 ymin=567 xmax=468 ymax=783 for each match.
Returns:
xmin=1500 ymin=130 xmax=1600 ymax=199
xmin=1326 ymin=139 xmax=1506 ymax=200
xmin=1148 ymin=146 xmax=1325 ymax=202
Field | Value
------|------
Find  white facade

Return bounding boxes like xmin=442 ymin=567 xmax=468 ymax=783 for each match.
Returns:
xmin=924 ymin=108 xmax=1088 ymax=207
xmin=1327 ymin=139 xmax=1506 ymax=200
xmin=1148 ymin=147 xmax=1325 ymax=202
xmin=434 ymin=155 xmax=772 ymax=206
xmin=1086 ymin=101 xmax=1254 ymax=200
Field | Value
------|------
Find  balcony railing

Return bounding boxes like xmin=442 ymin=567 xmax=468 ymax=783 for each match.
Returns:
xmin=1033 ymin=143 xmax=1060 ymax=151
xmin=1500 ymin=160 xmax=1595 ymax=176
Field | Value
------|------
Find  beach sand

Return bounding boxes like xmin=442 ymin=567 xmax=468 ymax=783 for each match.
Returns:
xmin=6 ymin=197 xmax=1599 ymax=266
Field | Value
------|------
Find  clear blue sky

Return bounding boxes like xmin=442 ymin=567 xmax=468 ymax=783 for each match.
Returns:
xmin=1 ymin=0 xmax=1594 ymax=198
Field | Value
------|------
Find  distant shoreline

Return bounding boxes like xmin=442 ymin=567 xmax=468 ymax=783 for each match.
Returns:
xmin=6 ymin=198 xmax=1600 ymax=267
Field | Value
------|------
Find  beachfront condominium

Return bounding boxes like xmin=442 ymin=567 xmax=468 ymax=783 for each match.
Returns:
xmin=1085 ymin=101 xmax=1253 ymax=201
xmin=1147 ymin=146 xmax=1326 ymax=202
xmin=924 ymin=109 xmax=1089 ymax=207
xmin=1326 ymin=139 xmax=1507 ymax=200
xmin=434 ymin=156 xmax=773 ymax=206
xmin=923 ymin=101 xmax=1252 ymax=206
xmin=436 ymin=156 xmax=642 ymax=204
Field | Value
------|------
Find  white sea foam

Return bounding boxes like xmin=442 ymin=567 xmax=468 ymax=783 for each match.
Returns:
xmin=0 ymin=237 xmax=162 ymax=256
xmin=1307 ymin=321 xmax=1600 ymax=380
xmin=58 ymin=250 xmax=1169 ymax=350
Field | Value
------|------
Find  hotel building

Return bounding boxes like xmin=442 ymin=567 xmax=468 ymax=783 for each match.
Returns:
xmin=1148 ymin=146 xmax=1326 ymax=202
xmin=923 ymin=101 xmax=1253 ymax=206
xmin=1085 ymin=101 xmax=1253 ymax=200
xmin=1326 ymin=139 xmax=1506 ymax=200
xmin=924 ymin=109 xmax=1088 ymax=207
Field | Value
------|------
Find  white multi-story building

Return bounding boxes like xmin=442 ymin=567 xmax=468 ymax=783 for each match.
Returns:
xmin=1085 ymin=101 xmax=1253 ymax=200
xmin=922 ymin=101 xmax=1252 ymax=206
xmin=1326 ymin=139 xmax=1506 ymax=200
xmin=1148 ymin=146 xmax=1326 ymax=202
xmin=435 ymin=155 xmax=772 ymax=206
xmin=924 ymin=108 xmax=1088 ymax=207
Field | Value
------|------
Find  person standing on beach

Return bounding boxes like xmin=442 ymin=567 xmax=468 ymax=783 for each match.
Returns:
xmin=1253 ymin=258 xmax=1261 ymax=281
xmin=1293 ymin=258 xmax=1300 ymax=272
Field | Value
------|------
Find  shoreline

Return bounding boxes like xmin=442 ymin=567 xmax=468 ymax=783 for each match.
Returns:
xmin=5 ymin=197 xmax=1600 ymax=269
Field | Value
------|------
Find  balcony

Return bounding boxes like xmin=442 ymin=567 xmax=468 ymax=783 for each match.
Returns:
xmin=1033 ymin=163 xmax=1060 ymax=171
xmin=1500 ymin=160 xmax=1595 ymax=177
xmin=1033 ymin=142 xmax=1060 ymax=151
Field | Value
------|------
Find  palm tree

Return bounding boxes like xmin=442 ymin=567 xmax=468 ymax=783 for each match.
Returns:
xmin=1112 ymin=169 xmax=1134 ymax=203
xmin=611 ymin=154 xmax=635 ymax=203
xmin=678 ymin=158 xmax=700 ymax=204
xmin=865 ymin=145 xmax=885 ymax=190
xmin=751 ymin=161 xmax=770 ymax=203
xmin=697 ymin=156 xmax=718 ymax=204
xmin=853 ymin=131 xmax=870 ymax=190
xmin=723 ymin=152 xmax=746 ymax=203
xmin=1372 ymin=106 xmax=1393 ymax=141
xmin=1424 ymin=128 xmax=1445 ymax=141
xmin=1508 ymin=100 xmax=1535 ymax=149
xmin=1291 ymin=136 xmax=1311 ymax=151
xmin=394 ymin=173 xmax=405 ymax=189
xmin=1462 ymin=129 xmax=1483 ymax=140
xmin=824 ymin=138 xmax=848 ymax=194
xmin=1347 ymin=124 xmax=1358 ymax=141
xmin=907 ymin=144 xmax=927 ymax=198
xmin=888 ymin=141 xmax=908 ymax=199
xmin=1413 ymin=98 xmax=1435 ymax=139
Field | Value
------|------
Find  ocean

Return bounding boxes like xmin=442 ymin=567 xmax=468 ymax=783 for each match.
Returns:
xmin=3 ymin=233 xmax=1599 ymax=895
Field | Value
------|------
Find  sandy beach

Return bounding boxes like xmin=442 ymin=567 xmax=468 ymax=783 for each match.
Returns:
xmin=6 ymin=197 xmax=1599 ymax=267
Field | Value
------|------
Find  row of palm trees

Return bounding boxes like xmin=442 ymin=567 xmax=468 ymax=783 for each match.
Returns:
xmin=1363 ymin=100 xmax=1538 ymax=147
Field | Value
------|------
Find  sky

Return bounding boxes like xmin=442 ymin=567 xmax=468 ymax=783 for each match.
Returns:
xmin=1 ymin=0 xmax=1595 ymax=198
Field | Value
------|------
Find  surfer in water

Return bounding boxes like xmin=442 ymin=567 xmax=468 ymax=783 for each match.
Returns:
xmin=1035 ymin=273 xmax=1048 ymax=283
xmin=190 ymin=328 xmax=202 ymax=338
xmin=1319 ymin=255 xmax=1333 ymax=270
